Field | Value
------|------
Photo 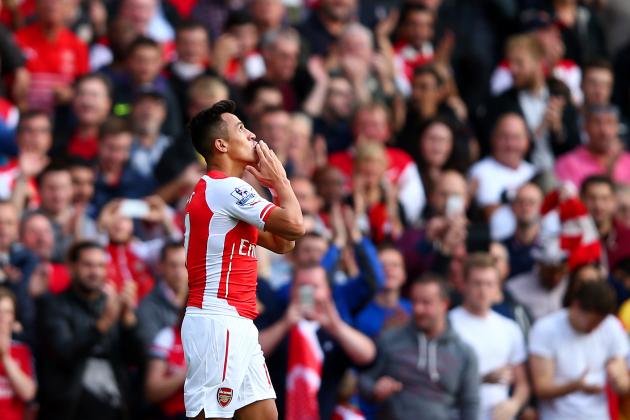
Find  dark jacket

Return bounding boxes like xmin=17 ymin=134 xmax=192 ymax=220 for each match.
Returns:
xmin=36 ymin=287 xmax=144 ymax=420
xmin=137 ymin=282 xmax=180 ymax=349
xmin=359 ymin=321 xmax=480 ymax=420
xmin=483 ymin=83 xmax=580 ymax=157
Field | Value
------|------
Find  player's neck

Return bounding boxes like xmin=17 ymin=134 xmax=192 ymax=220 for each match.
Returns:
xmin=207 ymin=159 xmax=246 ymax=178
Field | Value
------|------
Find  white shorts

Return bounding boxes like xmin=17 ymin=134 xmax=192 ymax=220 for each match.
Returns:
xmin=182 ymin=309 xmax=276 ymax=418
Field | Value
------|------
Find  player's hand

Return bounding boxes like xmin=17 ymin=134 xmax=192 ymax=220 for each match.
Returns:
xmin=373 ymin=376 xmax=403 ymax=401
xmin=245 ymin=141 xmax=288 ymax=188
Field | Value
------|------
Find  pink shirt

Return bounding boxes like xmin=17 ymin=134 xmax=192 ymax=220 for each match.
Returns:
xmin=555 ymin=146 xmax=630 ymax=188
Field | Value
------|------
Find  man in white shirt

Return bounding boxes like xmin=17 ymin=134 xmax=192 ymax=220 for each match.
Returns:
xmin=469 ymin=113 xmax=536 ymax=240
xmin=450 ymin=253 xmax=530 ymax=420
xmin=529 ymin=281 xmax=630 ymax=420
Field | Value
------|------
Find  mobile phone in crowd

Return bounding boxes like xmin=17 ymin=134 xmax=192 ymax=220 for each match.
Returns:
xmin=446 ymin=194 xmax=464 ymax=217
xmin=119 ymin=199 xmax=150 ymax=219
xmin=298 ymin=284 xmax=315 ymax=313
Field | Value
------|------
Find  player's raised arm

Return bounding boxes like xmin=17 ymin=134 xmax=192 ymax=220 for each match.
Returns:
xmin=245 ymin=140 xmax=305 ymax=241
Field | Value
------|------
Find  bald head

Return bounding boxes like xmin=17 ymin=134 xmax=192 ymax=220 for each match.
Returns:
xmin=492 ymin=113 xmax=529 ymax=169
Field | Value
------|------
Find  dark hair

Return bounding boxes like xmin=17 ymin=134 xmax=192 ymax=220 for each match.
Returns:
xmin=67 ymin=240 xmax=105 ymax=264
xmin=67 ymin=156 xmax=95 ymax=171
xmin=17 ymin=110 xmax=51 ymax=133
xmin=580 ymin=175 xmax=615 ymax=197
xmin=583 ymin=58 xmax=613 ymax=74
xmin=160 ymin=241 xmax=184 ymax=262
xmin=176 ymin=20 xmax=208 ymax=35
xmin=411 ymin=272 xmax=449 ymax=300
xmin=563 ymin=263 xmax=604 ymax=307
xmin=99 ymin=116 xmax=131 ymax=141
xmin=128 ymin=36 xmax=161 ymax=55
xmin=571 ymin=280 xmax=616 ymax=316
xmin=74 ymin=72 xmax=113 ymax=100
xmin=413 ymin=64 xmax=443 ymax=87
xmin=188 ymin=99 xmax=237 ymax=159
xmin=400 ymin=3 xmax=433 ymax=23
xmin=243 ymin=79 xmax=281 ymax=105
xmin=224 ymin=10 xmax=254 ymax=31
xmin=36 ymin=161 xmax=71 ymax=187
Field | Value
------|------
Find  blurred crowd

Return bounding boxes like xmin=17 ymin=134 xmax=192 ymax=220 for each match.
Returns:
xmin=3 ymin=0 xmax=630 ymax=419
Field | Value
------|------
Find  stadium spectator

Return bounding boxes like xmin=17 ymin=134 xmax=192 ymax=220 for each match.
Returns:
xmin=36 ymin=163 xmax=81 ymax=260
xmin=98 ymin=195 xmax=181 ymax=303
xmin=129 ymin=90 xmax=173 ymax=178
xmin=309 ymin=74 xmax=356 ymax=154
xmin=450 ymin=253 xmax=530 ymax=420
xmin=163 ymin=21 xmax=214 ymax=115
xmin=36 ymin=241 xmax=144 ymax=420
xmin=250 ymin=0 xmax=286 ymax=37
xmin=257 ymin=264 xmax=376 ymax=420
xmin=616 ymin=183 xmax=630 ymax=229
xmin=137 ymin=241 xmax=188 ymax=349
xmin=297 ymin=0 xmax=357 ymax=57
xmin=502 ymin=182 xmax=544 ymax=278
xmin=488 ymin=241 xmax=534 ymax=337
xmin=260 ymin=27 xmax=314 ymax=112
xmin=110 ymin=36 xmax=182 ymax=137
xmin=0 ymin=287 xmax=36 ymax=420
xmin=14 ymin=0 xmax=89 ymax=112
xmin=20 ymin=212 xmax=71 ymax=295
xmin=486 ymin=34 xmax=580 ymax=172
xmin=359 ymin=273 xmax=480 ymax=420
xmin=469 ymin=112 xmax=536 ymax=241
xmin=529 ymin=281 xmax=630 ymax=420
xmin=144 ymin=310 xmax=186 ymax=420
xmin=1 ymin=111 xmax=52 ymax=210
xmin=92 ymin=117 xmax=155 ymax=213
xmin=213 ymin=11 xmax=265 ymax=88
xmin=52 ymin=73 xmax=112 ymax=161
xmin=0 ymin=201 xmax=38 ymax=342
xmin=355 ymin=244 xmax=411 ymax=339
xmin=580 ymin=175 xmax=630 ymax=271
xmin=556 ymin=105 xmax=630 ymax=189
xmin=329 ymin=102 xmax=425 ymax=225
xmin=506 ymin=238 xmax=569 ymax=321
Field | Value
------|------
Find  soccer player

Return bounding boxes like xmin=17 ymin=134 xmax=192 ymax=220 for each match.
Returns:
xmin=182 ymin=100 xmax=304 ymax=420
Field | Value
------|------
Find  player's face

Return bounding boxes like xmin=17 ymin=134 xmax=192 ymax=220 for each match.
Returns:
xmin=222 ymin=113 xmax=258 ymax=164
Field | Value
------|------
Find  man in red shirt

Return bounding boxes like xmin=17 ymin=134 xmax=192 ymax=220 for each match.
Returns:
xmin=15 ymin=0 xmax=89 ymax=112
xmin=0 ymin=287 xmax=36 ymax=420
xmin=183 ymin=99 xmax=304 ymax=419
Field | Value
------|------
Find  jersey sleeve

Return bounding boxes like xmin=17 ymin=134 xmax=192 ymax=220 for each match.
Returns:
xmin=213 ymin=178 xmax=278 ymax=230
xmin=149 ymin=327 xmax=175 ymax=360
xmin=605 ymin=316 xmax=630 ymax=359
xmin=528 ymin=319 xmax=554 ymax=359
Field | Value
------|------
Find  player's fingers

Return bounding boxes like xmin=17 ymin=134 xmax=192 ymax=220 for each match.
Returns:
xmin=245 ymin=165 xmax=263 ymax=179
xmin=259 ymin=141 xmax=274 ymax=160
xmin=255 ymin=143 xmax=268 ymax=164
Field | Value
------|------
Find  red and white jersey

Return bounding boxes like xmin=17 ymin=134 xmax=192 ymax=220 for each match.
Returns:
xmin=184 ymin=170 xmax=277 ymax=319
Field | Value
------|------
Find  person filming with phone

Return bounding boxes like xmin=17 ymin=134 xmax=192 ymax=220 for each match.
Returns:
xmin=256 ymin=264 xmax=376 ymax=420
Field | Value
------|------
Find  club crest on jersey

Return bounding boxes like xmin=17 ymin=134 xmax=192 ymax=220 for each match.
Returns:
xmin=231 ymin=187 xmax=257 ymax=206
xmin=217 ymin=387 xmax=233 ymax=407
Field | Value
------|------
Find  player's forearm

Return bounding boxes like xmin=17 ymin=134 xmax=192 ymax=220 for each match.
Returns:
xmin=272 ymin=179 xmax=304 ymax=238
xmin=2 ymin=355 xmax=36 ymax=401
